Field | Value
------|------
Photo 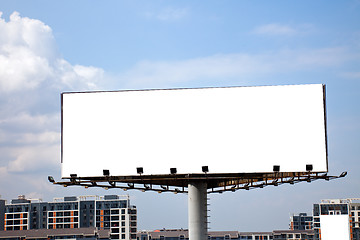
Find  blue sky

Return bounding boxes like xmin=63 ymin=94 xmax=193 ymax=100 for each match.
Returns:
xmin=0 ymin=0 xmax=360 ymax=232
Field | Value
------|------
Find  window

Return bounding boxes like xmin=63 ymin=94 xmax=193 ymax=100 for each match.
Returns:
xmin=111 ymin=222 xmax=119 ymax=227
xmin=111 ymin=210 xmax=119 ymax=214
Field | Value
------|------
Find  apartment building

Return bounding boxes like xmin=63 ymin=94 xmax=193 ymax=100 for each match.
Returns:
xmin=289 ymin=213 xmax=313 ymax=231
xmin=313 ymin=198 xmax=360 ymax=240
xmin=0 ymin=195 xmax=137 ymax=240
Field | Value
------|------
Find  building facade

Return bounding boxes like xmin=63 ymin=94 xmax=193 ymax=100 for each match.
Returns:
xmin=0 ymin=195 xmax=137 ymax=240
xmin=289 ymin=213 xmax=313 ymax=231
xmin=313 ymin=198 xmax=360 ymax=240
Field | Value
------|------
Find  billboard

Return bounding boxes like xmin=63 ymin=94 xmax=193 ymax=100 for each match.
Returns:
xmin=320 ymin=215 xmax=351 ymax=240
xmin=61 ymin=84 xmax=328 ymax=178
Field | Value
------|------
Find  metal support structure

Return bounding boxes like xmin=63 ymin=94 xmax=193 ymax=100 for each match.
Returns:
xmin=49 ymin=171 xmax=347 ymax=240
xmin=49 ymin=171 xmax=347 ymax=194
xmin=188 ymin=181 xmax=208 ymax=240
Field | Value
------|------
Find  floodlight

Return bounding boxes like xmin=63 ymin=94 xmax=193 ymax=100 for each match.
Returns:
xmin=306 ymin=164 xmax=313 ymax=171
xmin=202 ymin=166 xmax=209 ymax=173
xmin=273 ymin=165 xmax=280 ymax=172
xmin=289 ymin=177 xmax=295 ymax=185
xmin=70 ymin=174 xmax=77 ymax=178
xmin=161 ymin=185 xmax=167 ymax=190
xmin=127 ymin=183 xmax=134 ymax=188
xmin=103 ymin=169 xmax=110 ymax=176
xmin=137 ymin=167 xmax=144 ymax=174
xmin=144 ymin=184 xmax=150 ymax=190
xmin=340 ymin=172 xmax=347 ymax=178
xmin=272 ymin=179 xmax=278 ymax=186
xmin=48 ymin=176 xmax=55 ymax=183
xmin=170 ymin=168 xmax=177 ymax=174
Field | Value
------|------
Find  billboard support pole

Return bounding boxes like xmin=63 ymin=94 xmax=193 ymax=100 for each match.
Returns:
xmin=188 ymin=181 xmax=208 ymax=240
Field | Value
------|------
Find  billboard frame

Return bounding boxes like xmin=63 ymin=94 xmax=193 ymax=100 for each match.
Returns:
xmin=60 ymin=84 xmax=329 ymax=179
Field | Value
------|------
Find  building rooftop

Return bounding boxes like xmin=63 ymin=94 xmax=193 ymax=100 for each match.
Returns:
xmin=0 ymin=227 xmax=110 ymax=239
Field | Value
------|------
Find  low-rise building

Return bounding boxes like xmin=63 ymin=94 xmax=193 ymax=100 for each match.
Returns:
xmin=289 ymin=213 xmax=313 ymax=231
xmin=0 ymin=195 xmax=137 ymax=240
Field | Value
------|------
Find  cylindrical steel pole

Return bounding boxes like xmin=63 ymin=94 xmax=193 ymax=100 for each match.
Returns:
xmin=188 ymin=181 xmax=208 ymax=240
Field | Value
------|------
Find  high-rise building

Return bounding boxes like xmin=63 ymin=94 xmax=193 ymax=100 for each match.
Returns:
xmin=313 ymin=198 xmax=360 ymax=240
xmin=0 ymin=195 xmax=137 ymax=240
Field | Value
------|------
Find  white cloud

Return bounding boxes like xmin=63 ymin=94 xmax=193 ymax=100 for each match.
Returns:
xmin=0 ymin=12 xmax=105 ymax=193
xmin=122 ymin=47 xmax=357 ymax=88
xmin=157 ymin=7 xmax=188 ymax=21
xmin=145 ymin=7 xmax=188 ymax=21
xmin=0 ymin=112 xmax=59 ymax=134
xmin=0 ymin=11 xmax=104 ymax=93
xmin=6 ymin=144 xmax=60 ymax=173
xmin=340 ymin=71 xmax=360 ymax=79
xmin=252 ymin=23 xmax=313 ymax=36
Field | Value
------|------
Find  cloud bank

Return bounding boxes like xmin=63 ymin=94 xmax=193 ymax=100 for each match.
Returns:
xmin=0 ymin=11 xmax=104 ymax=93
xmin=0 ymin=12 xmax=105 ymax=195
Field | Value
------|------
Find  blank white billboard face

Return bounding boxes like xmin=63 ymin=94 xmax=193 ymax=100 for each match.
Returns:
xmin=320 ymin=215 xmax=351 ymax=240
xmin=61 ymin=84 xmax=328 ymax=178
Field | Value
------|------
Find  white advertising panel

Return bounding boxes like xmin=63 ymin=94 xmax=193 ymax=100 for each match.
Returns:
xmin=61 ymin=84 xmax=328 ymax=178
xmin=320 ymin=215 xmax=351 ymax=240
